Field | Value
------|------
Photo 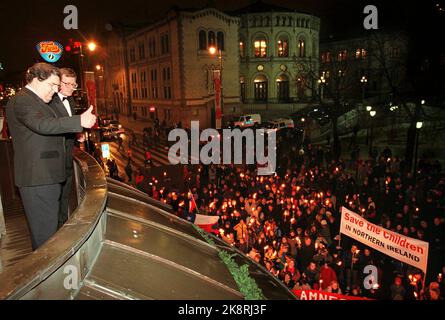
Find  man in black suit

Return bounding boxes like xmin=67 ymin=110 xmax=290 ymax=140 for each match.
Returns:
xmin=49 ymin=68 xmax=78 ymax=228
xmin=5 ymin=63 xmax=97 ymax=250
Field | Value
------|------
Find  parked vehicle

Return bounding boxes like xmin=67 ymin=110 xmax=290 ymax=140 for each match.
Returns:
xmin=267 ymin=118 xmax=295 ymax=131
xmin=100 ymin=127 xmax=125 ymax=141
xmin=234 ymin=114 xmax=261 ymax=128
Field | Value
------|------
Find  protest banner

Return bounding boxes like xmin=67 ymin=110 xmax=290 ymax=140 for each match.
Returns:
xmin=340 ymin=207 xmax=429 ymax=274
xmin=293 ymin=289 xmax=369 ymax=300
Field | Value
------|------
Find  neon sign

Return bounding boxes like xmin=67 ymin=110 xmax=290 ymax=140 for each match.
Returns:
xmin=36 ymin=41 xmax=64 ymax=63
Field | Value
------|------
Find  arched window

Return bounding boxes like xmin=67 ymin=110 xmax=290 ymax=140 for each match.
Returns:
xmin=199 ymin=30 xmax=207 ymax=50
xmin=217 ymin=32 xmax=225 ymax=51
xmin=298 ymin=38 xmax=306 ymax=57
xmin=254 ymin=37 xmax=267 ymax=58
xmin=254 ymin=75 xmax=268 ymax=101
xmin=208 ymin=31 xmax=216 ymax=47
xmin=277 ymin=37 xmax=289 ymax=57
xmin=276 ymin=74 xmax=289 ymax=102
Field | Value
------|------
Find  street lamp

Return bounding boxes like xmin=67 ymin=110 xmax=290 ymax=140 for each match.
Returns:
xmin=88 ymin=41 xmax=97 ymax=52
xmin=76 ymin=41 xmax=99 ymax=154
xmin=360 ymin=75 xmax=368 ymax=104
xmin=413 ymin=121 xmax=423 ymax=175
xmin=78 ymin=41 xmax=98 ymax=103
xmin=209 ymin=45 xmax=223 ymax=129
xmin=95 ymin=65 xmax=107 ymax=116
xmin=317 ymin=75 xmax=326 ymax=101
xmin=369 ymin=110 xmax=376 ymax=157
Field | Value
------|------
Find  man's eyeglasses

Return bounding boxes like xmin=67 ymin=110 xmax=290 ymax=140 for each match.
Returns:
xmin=61 ymin=81 xmax=78 ymax=88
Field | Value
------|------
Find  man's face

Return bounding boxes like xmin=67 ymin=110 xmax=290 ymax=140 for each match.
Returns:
xmin=59 ymin=75 xmax=77 ymax=97
xmin=35 ymin=74 xmax=60 ymax=103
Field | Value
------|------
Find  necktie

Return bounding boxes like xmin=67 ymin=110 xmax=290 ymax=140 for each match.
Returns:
xmin=62 ymin=97 xmax=68 ymax=101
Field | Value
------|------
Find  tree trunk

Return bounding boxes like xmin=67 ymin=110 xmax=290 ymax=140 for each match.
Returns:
xmin=404 ymin=103 xmax=421 ymax=172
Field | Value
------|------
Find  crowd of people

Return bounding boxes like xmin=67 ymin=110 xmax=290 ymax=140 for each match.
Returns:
xmin=3 ymin=61 xmax=442 ymax=300
xmin=107 ymin=122 xmax=444 ymax=300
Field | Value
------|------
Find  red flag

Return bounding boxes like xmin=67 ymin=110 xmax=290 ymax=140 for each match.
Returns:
xmin=189 ymin=191 xmax=197 ymax=213
xmin=194 ymin=214 xmax=220 ymax=234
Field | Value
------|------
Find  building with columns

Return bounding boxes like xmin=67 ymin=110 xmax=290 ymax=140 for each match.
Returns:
xmin=101 ymin=2 xmax=320 ymax=127
xmin=236 ymin=2 xmax=320 ymax=115
xmin=103 ymin=8 xmax=240 ymax=128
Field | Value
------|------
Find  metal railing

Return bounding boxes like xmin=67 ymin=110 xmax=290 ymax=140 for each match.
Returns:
xmin=0 ymin=149 xmax=107 ymax=299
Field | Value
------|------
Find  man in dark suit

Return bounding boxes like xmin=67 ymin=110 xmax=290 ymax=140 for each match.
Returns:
xmin=49 ymin=68 xmax=77 ymax=228
xmin=5 ymin=63 xmax=97 ymax=250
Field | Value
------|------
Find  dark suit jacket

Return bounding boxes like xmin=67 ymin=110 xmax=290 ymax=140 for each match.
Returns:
xmin=49 ymin=94 xmax=76 ymax=170
xmin=5 ymin=88 xmax=82 ymax=187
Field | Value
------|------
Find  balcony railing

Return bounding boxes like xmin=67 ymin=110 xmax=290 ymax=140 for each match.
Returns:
xmin=0 ymin=149 xmax=107 ymax=299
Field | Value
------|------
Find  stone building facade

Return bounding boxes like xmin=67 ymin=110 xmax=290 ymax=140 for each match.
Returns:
xmin=237 ymin=4 xmax=320 ymax=113
xmin=103 ymin=8 xmax=240 ymax=128
xmin=102 ymin=4 xmax=320 ymax=127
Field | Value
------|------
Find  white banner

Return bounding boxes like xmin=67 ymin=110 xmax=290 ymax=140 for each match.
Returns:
xmin=340 ymin=207 xmax=429 ymax=274
xmin=194 ymin=214 xmax=219 ymax=226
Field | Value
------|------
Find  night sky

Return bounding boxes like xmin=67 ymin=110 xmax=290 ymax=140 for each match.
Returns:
xmin=0 ymin=0 xmax=440 ymax=81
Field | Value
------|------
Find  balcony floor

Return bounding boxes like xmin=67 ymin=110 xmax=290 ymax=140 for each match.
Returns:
xmin=0 ymin=198 xmax=32 ymax=271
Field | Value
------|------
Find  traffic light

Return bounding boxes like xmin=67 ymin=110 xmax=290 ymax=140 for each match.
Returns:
xmin=73 ymin=41 xmax=82 ymax=54
xmin=67 ymin=39 xmax=81 ymax=55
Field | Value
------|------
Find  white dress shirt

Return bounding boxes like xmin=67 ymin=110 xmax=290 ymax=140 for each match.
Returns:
xmin=57 ymin=93 xmax=72 ymax=116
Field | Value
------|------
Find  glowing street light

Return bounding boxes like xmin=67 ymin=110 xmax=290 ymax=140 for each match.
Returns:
xmin=88 ymin=41 xmax=97 ymax=52
xmin=366 ymin=106 xmax=372 ymax=112
xmin=208 ymin=45 xmax=223 ymax=129
xmin=369 ymin=110 xmax=376 ymax=156
xmin=413 ymin=121 xmax=424 ymax=176
xmin=208 ymin=45 xmax=217 ymax=55
xmin=318 ymin=75 xmax=326 ymax=100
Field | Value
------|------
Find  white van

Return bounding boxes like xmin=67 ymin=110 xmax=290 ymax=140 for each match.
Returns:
xmin=268 ymin=118 xmax=294 ymax=131
xmin=234 ymin=114 xmax=261 ymax=128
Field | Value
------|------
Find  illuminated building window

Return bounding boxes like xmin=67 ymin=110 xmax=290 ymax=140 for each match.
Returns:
xmin=254 ymin=75 xmax=268 ymax=101
xmin=338 ymin=50 xmax=347 ymax=61
xmin=277 ymin=38 xmax=288 ymax=57
xmin=298 ymin=39 xmax=305 ymax=57
xmin=356 ymin=48 xmax=367 ymax=60
xmin=254 ymin=39 xmax=267 ymax=58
